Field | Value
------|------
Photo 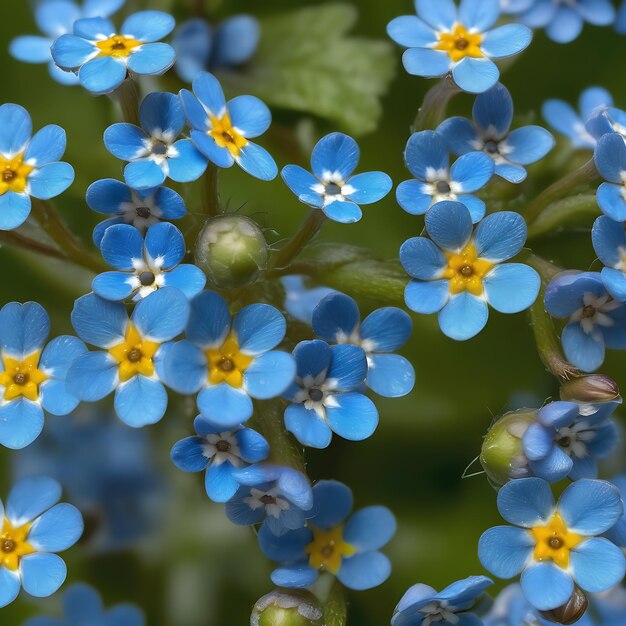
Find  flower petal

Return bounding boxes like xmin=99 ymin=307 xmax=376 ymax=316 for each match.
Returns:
xmin=128 ymin=43 xmax=175 ymax=76
xmin=404 ymin=280 xmax=450 ymax=314
xmin=311 ymin=133 xmax=359 ymax=181
xmin=0 ymin=400 xmax=44 ymax=450
xmin=66 ymin=352 xmax=118 ymax=401
xmin=234 ymin=304 xmax=286 ymax=355
xmin=344 ymin=506 xmax=396 ymax=551
xmin=6 ymin=476 xmax=61 ymax=526
xmin=367 ymin=354 xmax=415 ymax=398
xmin=520 ymin=562 xmax=574 ymax=611
xmin=244 ymin=351 xmax=296 ymax=400
xmin=79 ymin=56 xmax=126 ymax=95
xmin=312 ymin=480 xmax=353 ymax=529
xmin=20 ymin=553 xmax=66 ymax=598
xmin=197 ymin=383 xmax=253 ymax=428
xmin=438 ymin=292 xmax=488 ymax=341
xmin=504 ymin=126 xmax=554 ymax=165
xmin=326 ymin=392 xmax=378 ymax=441
xmin=24 ymin=125 xmax=66 ymax=167
xmin=285 ymin=404 xmax=333 ymax=449
xmin=474 ymin=211 xmax=527 ymax=262
xmin=450 ymin=152 xmax=494 ymax=192
xmin=114 ymin=376 xmax=168 ymax=427
xmin=480 ymin=24 xmax=532 ymax=60
xmin=452 ymin=58 xmax=499 ymax=94
xmin=571 ymin=538 xmax=626 ymax=593
xmin=312 ymin=293 xmax=360 ymax=342
xmin=337 ymin=551 xmax=391 ymax=590
xmin=559 ymin=479 xmax=623 ymax=535
xmin=121 ymin=11 xmax=175 ymax=42
xmin=27 ymin=503 xmax=83 ymax=552
xmin=497 ymin=477 xmax=554 ymax=527
xmin=483 ymin=263 xmax=540 ymax=313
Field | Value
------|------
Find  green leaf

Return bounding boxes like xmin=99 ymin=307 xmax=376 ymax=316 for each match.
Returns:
xmin=220 ymin=3 xmax=396 ymax=136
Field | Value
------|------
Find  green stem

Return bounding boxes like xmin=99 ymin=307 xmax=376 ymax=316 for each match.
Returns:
xmin=413 ymin=75 xmax=461 ymax=132
xmin=0 ymin=230 xmax=67 ymax=261
xmin=527 ymin=194 xmax=599 ymax=240
xmin=272 ymin=209 xmax=327 ymax=270
xmin=201 ymin=162 xmax=220 ymax=218
xmin=524 ymin=159 xmax=599 ymax=226
xmin=112 ymin=78 xmax=140 ymax=125
xmin=321 ymin=579 xmax=347 ymax=626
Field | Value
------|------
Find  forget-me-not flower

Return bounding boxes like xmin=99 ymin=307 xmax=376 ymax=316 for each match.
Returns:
xmin=86 ymin=178 xmax=186 ymax=246
xmin=67 ymin=288 xmax=190 ymax=427
xmin=161 ymin=291 xmax=296 ymax=429
xmin=592 ymin=215 xmax=626 ymax=302
xmin=544 ymin=271 xmax=626 ymax=373
xmin=479 ymin=478 xmax=625 ymax=611
xmin=104 ymin=92 xmax=207 ymax=190
xmin=258 ymin=480 xmax=396 ymax=589
xmin=438 ymin=83 xmax=555 ymax=184
xmin=0 ymin=302 xmax=86 ymax=450
xmin=0 ymin=476 xmax=83 ymax=608
xmin=0 ymin=104 xmax=74 ymax=231
xmin=94 ymin=223 xmax=206 ymax=302
xmin=180 ymin=71 xmax=277 ymax=181
xmin=172 ymin=16 xmax=259 ymax=83
xmin=281 ymin=276 xmax=336 ymax=326
xmin=396 ymin=130 xmax=494 ymax=223
xmin=171 ymin=414 xmax=269 ymax=503
xmin=51 ymin=10 xmax=175 ymax=94
xmin=400 ymin=202 xmax=540 ymax=341
xmin=594 ymin=133 xmax=626 ymax=222
xmin=387 ymin=0 xmax=532 ymax=93
xmin=281 ymin=132 xmax=392 ymax=224
xmin=312 ymin=292 xmax=415 ymax=398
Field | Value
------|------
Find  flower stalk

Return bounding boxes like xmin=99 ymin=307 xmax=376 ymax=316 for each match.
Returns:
xmin=112 ymin=77 xmax=141 ymax=126
xmin=272 ymin=209 xmax=327 ymax=271
xmin=413 ymin=75 xmax=461 ymax=132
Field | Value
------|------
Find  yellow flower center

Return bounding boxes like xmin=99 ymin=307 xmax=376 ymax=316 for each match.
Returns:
xmin=0 ymin=517 xmax=36 ymax=571
xmin=208 ymin=113 xmax=248 ymax=157
xmin=434 ymin=24 xmax=484 ymax=63
xmin=305 ymin=526 xmax=357 ymax=574
xmin=530 ymin=514 xmax=583 ymax=569
xmin=0 ymin=153 xmax=34 ymax=196
xmin=206 ymin=333 xmax=253 ymax=389
xmin=108 ymin=324 xmax=159 ymax=383
xmin=96 ymin=35 xmax=142 ymax=59
xmin=441 ymin=242 xmax=494 ymax=296
xmin=0 ymin=352 xmax=48 ymax=402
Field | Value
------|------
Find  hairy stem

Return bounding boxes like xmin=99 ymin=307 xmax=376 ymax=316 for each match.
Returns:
xmin=112 ymin=78 xmax=140 ymax=125
xmin=201 ymin=162 xmax=220 ymax=218
xmin=413 ymin=75 xmax=461 ymax=132
xmin=272 ymin=209 xmax=327 ymax=270
xmin=321 ymin=579 xmax=347 ymax=626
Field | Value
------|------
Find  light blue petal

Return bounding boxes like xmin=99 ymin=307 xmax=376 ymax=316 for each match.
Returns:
xmin=542 ymin=99 xmax=585 ymax=145
xmin=497 ymin=477 xmax=554 ymax=527
xmin=0 ymin=192 xmax=31 ymax=231
xmin=103 ymin=123 xmax=148 ymax=162
xmin=180 ymin=88 xmax=209 ymax=130
xmin=520 ymin=562 xmax=573 ymax=611
xmin=458 ymin=194 xmax=486 ymax=223
xmin=291 ymin=340 xmax=331 ymax=380
xmin=171 ymin=436 xmax=208 ymax=472
xmin=559 ymin=479 xmax=623 ymax=535
xmin=100 ymin=223 xmax=143 ymax=270
xmin=480 ymin=24 xmax=532 ymax=60
xmin=483 ymin=264 xmax=540 ymax=313
xmin=312 ymin=481 xmax=353 ymax=529
xmin=213 ymin=15 xmax=260 ymax=67
xmin=416 ymin=0 xmax=457 ymax=30
xmin=139 ymin=92 xmax=184 ymax=137
xmin=28 ymin=162 xmax=74 ymax=200
xmin=83 ymin=0 xmax=126 ymax=18
xmin=124 ymin=159 xmax=166 ymax=190
xmin=452 ymin=58 xmax=499 ymax=94
xmin=425 ymin=201 xmax=473 ymax=252
xmin=236 ymin=142 xmax=277 ymax=181
xmin=228 ymin=95 xmax=271 ymax=138
xmin=92 ymin=271 xmax=134 ymax=301
xmin=337 ymin=551 xmax=391 ymax=591
xmin=163 ymin=265 xmax=206 ymax=299
xmin=121 ymin=11 xmax=175 ymax=42
xmin=114 ymin=376 xmax=168 ymax=427
xmin=361 ymin=307 xmax=412 ymax=351
xmin=522 ymin=423 xmax=555 ymax=461
xmin=236 ymin=427 xmax=269 ymax=462
xmin=0 ymin=104 xmax=31 ymax=156
xmin=311 ymin=132 xmax=359 ymax=181
xmin=474 ymin=211 xmax=527 ymax=262
xmin=128 ymin=43 xmax=175 ymax=76
xmin=165 ymin=139 xmax=208 ymax=183
xmin=105 ymin=605 xmax=144 ymax=626
xmin=571 ymin=538 xmax=626 ymax=593
xmin=6 ymin=476 xmax=61 ymax=526
xmin=323 ymin=199 xmax=362 ymax=223
xmin=345 ymin=171 xmax=392 ymax=204
xmin=326 ymin=344 xmax=367 ymax=390
xmin=190 ymin=129 xmax=233 ymax=168
xmin=0 ymin=568 xmax=20 ymax=608
xmin=562 ymin=322 xmax=605 ymax=373
xmin=597 ymin=182 xmax=626 ymax=221
xmin=386 ymin=15 xmax=438 ymax=47
xmin=450 ymin=152 xmax=494 ymax=193
xmin=244 ymin=351 xmax=296 ymax=400
xmin=546 ymin=7 xmax=583 ymax=44
xmin=79 ymin=56 xmax=126 ymax=95
xmin=326 ymin=392 xmax=378 ymax=441
xmin=601 ymin=268 xmax=626 ymax=302
xmin=39 ymin=332 xmax=88 ymax=382
xmin=28 ymin=503 xmax=83 ymax=552
xmin=578 ymin=0 xmax=615 ymax=25
xmin=71 ymin=293 xmax=127 ymax=348
xmin=24 ymin=125 xmax=66 ymax=167
xmin=66 ymin=352 xmax=118 ymax=401
xmin=205 ymin=462 xmax=239 ymax=502
xmin=505 ymin=126 xmax=554 ymax=165
xmin=404 ymin=280 xmax=450 ymax=314
xmin=592 ymin=215 xmax=625 ymax=267
xmin=36 ymin=1 xmax=80 ymax=38
xmin=144 ymin=221 xmax=184 ymax=269
xmin=344 ymin=506 xmax=396 ymax=551
xmin=495 ymin=163 xmax=527 ymax=183
xmin=595 ymin=133 xmax=626 ymax=183
xmin=402 ymin=47 xmax=450 ymax=78
xmin=281 ymin=165 xmax=319 ymax=199
xmin=396 ymin=179 xmax=433 ymax=216
xmin=404 ymin=131 xmax=449 ymax=179
xmin=0 ymin=301 xmax=50 ymax=357
xmin=437 ymin=116 xmax=479 ymax=156
xmin=132 ymin=287 xmax=189 ymax=341
xmin=439 ymin=292 xmax=488 ymax=341
xmin=187 ymin=291 xmax=231 ymax=348
xmin=21 ymin=553 xmax=67 ymax=598
xmin=285 ymin=403 xmax=333 ymax=449
xmin=234 ymin=304 xmax=286 ymax=355
xmin=312 ymin=292 xmax=360 ymax=342
xmin=197 ymin=383 xmax=253 ymax=428
xmin=459 ymin=0 xmax=500 ymax=30
xmin=192 ymin=71 xmax=226 ymax=116
xmin=39 ymin=379 xmax=80 ymax=417
xmin=271 ymin=564 xmax=319 ymax=588
xmin=367 ymin=354 xmax=415 ymax=398
xmin=473 ymin=84 xmax=513 ymax=137
xmin=537 ymin=402 xmax=580 ymax=431
xmin=0 ymin=398 xmax=43 ymax=450
xmin=72 ymin=17 xmax=115 ymax=39
xmin=51 ymin=35 xmax=95 ymax=71
xmin=529 ymin=446 xmax=574 ymax=483
xmin=580 ymin=87 xmax=613 ymax=121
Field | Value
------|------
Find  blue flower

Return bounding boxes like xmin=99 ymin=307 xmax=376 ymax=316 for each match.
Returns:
xmin=592 ymin=215 xmax=626 ymax=301
xmin=438 ymin=83 xmax=555 ymax=184
xmin=258 ymin=480 xmax=395 ymax=589
xmin=587 ymin=105 xmax=626 ymax=145
xmin=281 ymin=276 xmax=336 ymax=325
xmin=0 ymin=476 xmax=83 ymax=608
xmin=399 ymin=202 xmax=540 ymax=341
xmin=281 ymin=132 xmax=392 ymax=224
xmin=180 ymin=71 xmax=277 ymax=181
xmin=522 ymin=400 xmax=619 ymax=483
xmin=104 ymin=92 xmax=208 ymax=190
xmin=23 ymin=582 xmax=144 ymax=626
xmin=397 ymin=130 xmax=494 ymax=223
xmin=9 ymin=0 xmax=126 ymax=85
xmin=67 ymin=288 xmax=190 ymax=427
xmin=86 ymin=178 xmax=186 ymax=246
xmin=312 ymin=292 xmax=415 ymax=398
xmin=0 ymin=104 xmax=75 ymax=231
xmin=225 ymin=465 xmax=314 ymax=536
xmin=515 ymin=0 xmax=615 ymax=44
xmin=479 ymin=478 xmax=625 ymax=611
xmin=543 ymin=87 xmax=613 ymax=150
xmin=544 ymin=271 xmax=626 ymax=373
xmin=172 ymin=16 xmax=259 ymax=83
xmin=51 ymin=10 xmax=176 ymax=94
xmin=594 ymin=133 xmax=626 ymax=222
xmin=0 ymin=302 xmax=87 ymax=450
xmin=392 ymin=576 xmax=493 ymax=626
xmin=94 ymin=223 xmax=206 ymax=302
xmin=283 ymin=340 xmax=377 ymax=449
xmin=171 ymin=414 xmax=269 ymax=503
xmin=160 ymin=291 xmax=296 ymax=429
xmin=387 ymin=0 xmax=532 ymax=93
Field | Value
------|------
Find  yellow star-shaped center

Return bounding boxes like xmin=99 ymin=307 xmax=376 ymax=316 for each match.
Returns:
xmin=434 ymin=24 xmax=484 ymax=63
xmin=441 ymin=242 xmax=494 ymax=296
xmin=108 ymin=324 xmax=159 ymax=383
xmin=96 ymin=35 xmax=142 ymax=59
xmin=0 ymin=351 xmax=48 ymax=402
xmin=530 ymin=514 xmax=584 ymax=569
xmin=206 ymin=333 xmax=253 ymax=389
xmin=305 ymin=526 xmax=357 ymax=575
xmin=208 ymin=113 xmax=248 ymax=158
xmin=0 ymin=153 xmax=34 ymax=196
xmin=0 ymin=517 xmax=36 ymax=571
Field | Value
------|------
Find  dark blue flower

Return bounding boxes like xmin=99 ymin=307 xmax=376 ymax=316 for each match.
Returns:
xmin=387 ymin=0 xmax=532 ymax=93
xmin=67 ymin=288 xmax=190 ymax=427
xmin=51 ymin=10 xmax=176 ymax=94
xmin=180 ymin=71 xmax=277 ymax=181
xmin=392 ymin=576 xmax=493 ymax=626
xmin=281 ymin=132 xmax=392 ymax=223
xmin=544 ymin=271 xmax=626 ymax=372
xmin=94 ymin=223 xmax=206 ymax=302
xmin=397 ymin=130 xmax=494 ymax=223
xmin=171 ymin=415 xmax=269 ymax=503
xmin=225 ymin=465 xmax=314 ymax=536
xmin=479 ymin=478 xmax=625 ymax=611
xmin=258 ymin=480 xmax=395 ymax=588
xmin=86 ymin=178 xmax=186 ymax=246
xmin=312 ymin=292 xmax=415 ymax=398
xmin=104 ymin=92 xmax=208 ymax=190
xmin=0 ymin=302 xmax=87 ymax=450
xmin=400 ymin=202 xmax=540 ymax=341
xmin=592 ymin=215 xmax=626 ymax=301
xmin=281 ymin=276 xmax=336 ymax=325
xmin=172 ymin=16 xmax=259 ymax=83
xmin=594 ymin=133 xmax=626 ymax=221
xmin=0 ymin=476 xmax=83 ymax=608
xmin=438 ymin=83 xmax=555 ymax=184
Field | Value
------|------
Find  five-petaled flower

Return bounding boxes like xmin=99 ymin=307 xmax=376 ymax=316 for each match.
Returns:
xmin=387 ymin=0 xmax=532 ymax=93
xmin=258 ymin=480 xmax=395 ymax=589
xmin=281 ymin=132 xmax=392 ymax=224
xmin=400 ymin=202 xmax=540 ymax=341
xmin=51 ymin=10 xmax=176 ymax=94
xmin=479 ymin=477 xmax=626 ymax=611
xmin=594 ymin=133 xmax=626 ymax=222
xmin=0 ymin=476 xmax=83 ymax=608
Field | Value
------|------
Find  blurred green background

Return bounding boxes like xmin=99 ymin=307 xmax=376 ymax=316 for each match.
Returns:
xmin=1 ymin=1 xmax=625 ymax=624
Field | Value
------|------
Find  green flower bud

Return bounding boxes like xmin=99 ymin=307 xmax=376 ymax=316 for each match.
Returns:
xmin=195 ymin=215 xmax=268 ymax=289
xmin=251 ymin=590 xmax=323 ymax=626
xmin=539 ymin=587 xmax=588 ymax=625
xmin=480 ymin=409 xmax=537 ymax=487
xmin=560 ymin=375 xmax=620 ymax=404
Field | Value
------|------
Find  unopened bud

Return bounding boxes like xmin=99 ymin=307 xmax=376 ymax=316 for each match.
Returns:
xmin=195 ymin=215 xmax=268 ymax=289
xmin=539 ymin=587 xmax=588 ymax=625
xmin=480 ymin=410 xmax=536 ymax=487
xmin=560 ymin=375 xmax=621 ymax=404
xmin=251 ymin=590 xmax=323 ymax=626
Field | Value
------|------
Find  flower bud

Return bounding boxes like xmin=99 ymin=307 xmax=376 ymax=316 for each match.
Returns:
xmin=480 ymin=409 xmax=536 ymax=487
xmin=195 ymin=215 xmax=268 ymax=289
xmin=539 ymin=587 xmax=588 ymax=625
xmin=560 ymin=375 xmax=620 ymax=404
xmin=251 ymin=590 xmax=323 ymax=626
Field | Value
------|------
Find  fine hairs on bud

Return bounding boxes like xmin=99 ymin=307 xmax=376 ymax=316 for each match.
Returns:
xmin=560 ymin=375 xmax=621 ymax=404
xmin=251 ymin=590 xmax=323 ymax=626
